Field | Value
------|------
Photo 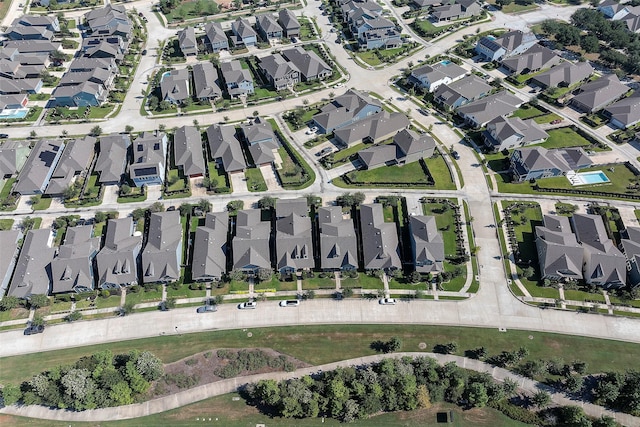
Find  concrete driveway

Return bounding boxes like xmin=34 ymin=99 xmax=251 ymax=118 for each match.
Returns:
xmin=260 ymin=164 xmax=281 ymax=191
xmin=229 ymin=171 xmax=249 ymax=194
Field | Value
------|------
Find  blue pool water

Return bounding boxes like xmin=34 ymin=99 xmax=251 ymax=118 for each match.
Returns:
xmin=161 ymin=71 xmax=171 ymax=81
xmin=0 ymin=108 xmax=28 ymax=120
xmin=440 ymin=60 xmax=452 ymax=65
xmin=577 ymin=171 xmax=610 ymax=184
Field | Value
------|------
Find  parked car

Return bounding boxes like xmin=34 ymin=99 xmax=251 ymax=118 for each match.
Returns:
xmin=316 ymin=147 xmax=333 ymax=157
xmin=238 ymin=301 xmax=257 ymax=310
xmin=551 ymin=119 xmax=562 ymax=125
xmin=196 ymin=305 xmax=217 ymax=313
xmin=167 ymin=206 xmax=176 ymax=211
xmin=333 ymin=83 xmax=345 ymax=89
xmin=24 ymin=324 xmax=44 ymax=335
xmin=0 ymin=134 xmax=8 ymax=138
xmin=305 ymin=126 xmax=318 ymax=135
xmin=291 ymin=37 xmax=297 ymax=42
xmin=451 ymin=151 xmax=460 ymax=160
xmin=417 ymin=108 xmax=429 ymax=116
xmin=279 ymin=300 xmax=300 ymax=307
xmin=142 ymin=49 xmax=147 ymax=55
xmin=379 ymin=298 xmax=397 ymax=305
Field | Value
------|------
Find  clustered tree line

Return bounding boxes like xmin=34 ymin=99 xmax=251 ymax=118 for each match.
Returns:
xmin=1 ymin=350 xmax=163 ymax=410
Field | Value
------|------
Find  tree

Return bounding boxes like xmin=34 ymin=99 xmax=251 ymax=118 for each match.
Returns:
xmin=89 ymin=126 xmax=102 ymax=136
xmin=149 ymin=202 xmax=164 ymax=213
xmin=94 ymin=211 xmax=107 ymax=223
xmin=580 ymin=35 xmax=600 ymax=53
xmin=164 ymin=297 xmax=176 ymax=309
xmin=465 ymin=382 xmax=489 ymax=407
xmin=65 ymin=311 xmax=82 ymax=322
xmin=385 ymin=336 xmax=402 ymax=353
xmin=29 ymin=194 xmax=41 ymax=206
xmin=121 ymin=301 xmax=135 ymax=315
xmin=257 ymin=268 xmax=272 ymax=282
xmin=521 ymin=266 xmax=535 ymax=279
xmin=227 ymin=200 xmax=244 ymax=212
xmin=1 ymin=383 xmax=22 ymax=406
xmin=531 ymin=390 xmax=551 ymax=409
xmin=125 ymin=125 xmax=134 ymax=134
xmin=135 ymin=351 xmax=164 ymax=381
xmin=120 ymin=184 xmax=132 ymax=195
xmin=408 ymin=270 xmax=422 ymax=283
xmin=29 ymin=294 xmax=49 ymax=310
xmin=31 ymin=314 xmax=45 ymax=327
xmin=198 ymin=198 xmax=212 ymax=213
xmin=258 ymin=196 xmax=277 ymax=210
xmin=29 ymin=130 xmax=37 ymax=139
xmin=0 ymin=295 xmax=19 ymax=311
xmin=178 ymin=203 xmax=193 ymax=216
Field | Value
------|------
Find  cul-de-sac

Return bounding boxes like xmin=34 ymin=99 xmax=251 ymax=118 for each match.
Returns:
xmin=1 ymin=0 xmax=640 ymax=425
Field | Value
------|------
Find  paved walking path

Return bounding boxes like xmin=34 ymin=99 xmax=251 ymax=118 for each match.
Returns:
xmin=1 ymin=352 xmax=636 ymax=426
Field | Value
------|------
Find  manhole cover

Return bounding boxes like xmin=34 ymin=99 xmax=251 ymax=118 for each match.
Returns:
xmin=247 ymin=332 xmax=253 ymax=338
xmin=418 ymin=342 xmax=427 ymax=349
xmin=528 ymin=335 xmax=533 ymax=340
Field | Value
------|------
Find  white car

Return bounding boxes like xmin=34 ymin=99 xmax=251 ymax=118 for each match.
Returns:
xmin=379 ymin=298 xmax=397 ymax=305
xmin=238 ymin=301 xmax=257 ymax=310
xmin=305 ymin=126 xmax=318 ymax=135
xmin=333 ymin=83 xmax=345 ymax=89
xmin=279 ymin=300 xmax=300 ymax=307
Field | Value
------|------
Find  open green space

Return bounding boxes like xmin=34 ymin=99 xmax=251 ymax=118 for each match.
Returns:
xmin=331 ymin=142 xmax=367 ymax=165
xmin=245 ymin=167 xmax=267 ymax=192
xmin=207 ymin=162 xmax=231 ymax=193
xmin=486 ymin=0 xmax=538 ymax=13
xmin=354 ymin=50 xmax=381 ymax=66
xmin=302 ymin=276 xmax=335 ymax=290
xmin=532 ymin=113 xmax=562 ymax=124
xmin=411 ymin=20 xmax=454 ymax=39
xmin=424 ymin=154 xmax=456 ymax=190
xmin=2 ymin=323 xmax=640 ymax=387
xmin=162 ymin=0 xmax=219 ymax=23
xmin=341 ymin=274 xmax=383 ymax=289
xmin=341 ymin=160 xmax=432 ymax=186
xmin=541 ymin=127 xmax=601 ymax=150
xmin=31 ymin=196 xmax=52 ymax=211
xmin=0 ymin=218 xmax=14 ymax=230
xmin=512 ymin=105 xmax=546 ymax=120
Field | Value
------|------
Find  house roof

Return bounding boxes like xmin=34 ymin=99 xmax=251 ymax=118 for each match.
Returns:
xmin=0 ymin=140 xmax=30 ymax=178
xmin=7 ymin=25 xmax=54 ymax=40
xmin=8 ymin=229 xmax=55 ymax=298
xmin=220 ymin=60 xmax=253 ymax=95
xmin=281 ymin=46 xmax=332 ymax=80
xmin=313 ymin=89 xmax=382 ymax=132
xmin=160 ymin=68 xmax=190 ymax=102
xmin=394 ymin=128 xmax=436 ymax=156
xmin=623 ymin=13 xmax=640 ymax=32
xmin=58 ymin=67 xmax=113 ymax=87
xmin=178 ymin=27 xmax=196 ymax=49
xmin=4 ymin=40 xmax=60 ymax=54
xmin=500 ymin=43 xmax=561 ymax=74
xmin=69 ymin=57 xmax=117 ymax=72
xmin=531 ymin=61 xmax=594 ymax=88
xmin=232 ymin=18 xmax=257 ymax=39
xmin=456 ymin=91 xmax=522 ymax=126
xmin=51 ymin=225 xmax=100 ymax=293
xmin=192 ymin=212 xmax=229 ymax=281
xmin=0 ymin=229 xmax=22 ymax=290
xmin=95 ymin=133 xmax=130 ymax=183
xmin=318 ymin=206 xmax=358 ymax=270
xmin=485 ymin=116 xmax=548 ymax=147
xmin=96 ymin=218 xmax=142 ymax=287
xmin=46 ymin=136 xmax=96 ymax=195
xmin=142 ymin=211 xmax=182 ymax=282
xmin=241 ymin=118 xmax=277 ymax=145
xmin=276 ymin=212 xmax=313 ymax=270
xmin=276 ymin=198 xmax=308 ymax=218
xmin=410 ymin=215 xmax=444 ymax=272
xmin=432 ymin=3 xmax=462 ymax=20
xmin=512 ymin=146 xmax=591 ymax=176
xmin=490 ymin=30 xmax=536 ymax=53
xmin=360 ymin=204 xmax=401 ymax=270
xmin=358 ymin=144 xmax=397 ymax=169
xmin=259 ymin=53 xmax=299 ymax=81
xmin=535 ymin=214 xmax=583 ymax=280
xmin=52 ymin=81 xmax=105 ymax=101
xmin=12 ymin=15 xmax=57 ymax=28
xmin=206 ymin=124 xmax=247 ymax=173
xmin=257 ymin=13 xmax=282 ymax=34
xmin=571 ymin=74 xmax=628 ymax=112
xmin=192 ymin=62 xmax=222 ymax=100
xmin=173 ymin=125 xmax=205 ymax=177
xmin=278 ymin=9 xmax=300 ymax=30
xmin=204 ymin=21 xmax=227 ymax=45
xmin=604 ymin=92 xmax=640 ymax=128
xmin=14 ymin=139 xmax=64 ymax=195
xmin=334 ymin=111 xmax=410 ymax=145
xmin=248 ymin=141 xmax=277 ymax=165
xmin=233 ymin=209 xmax=271 ymax=270
xmin=130 ymin=131 xmax=166 ymax=179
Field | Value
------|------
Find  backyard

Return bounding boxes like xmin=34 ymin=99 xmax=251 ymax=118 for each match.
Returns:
xmin=207 ymin=162 xmax=231 ymax=193
xmin=245 ymin=167 xmax=267 ymax=192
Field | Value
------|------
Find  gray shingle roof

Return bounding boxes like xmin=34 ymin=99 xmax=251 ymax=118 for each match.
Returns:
xmin=206 ymin=124 xmax=247 ymax=173
xmin=276 ymin=198 xmax=308 ymax=218
xmin=96 ymin=218 xmax=142 ymax=288
xmin=0 ymin=140 xmax=30 ymax=178
xmin=178 ymin=27 xmax=196 ymax=52
xmin=278 ymin=9 xmax=300 ymax=31
xmin=192 ymin=62 xmax=222 ymax=100
xmin=192 ymin=212 xmax=229 ymax=281
xmin=334 ymin=111 xmax=410 ymax=145
xmin=259 ymin=53 xmax=299 ymax=82
xmin=233 ymin=209 xmax=271 ymax=271
xmin=281 ymin=46 xmax=332 ymax=80
xmin=434 ymin=74 xmax=491 ymax=108
xmin=360 ymin=203 xmax=401 ymax=270
xmin=409 ymin=215 xmax=444 ymax=273
xmin=173 ymin=125 xmax=205 ymax=177
xmin=571 ymin=74 xmax=628 ymax=112
xmin=484 ymin=116 xmax=548 ymax=148
xmin=45 ymin=136 xmax=95 ymax=195
xmin=50 ymin=225 xmax=100 ymax=294
xmin=232 ymin=18 xmax=257 ymax=39
xmin=358 ymin=144 xmax=397 ymax=169
xmin=160 ymin=68 xmax=190 ymax=102
xmin=142 ymin=211 xmax=183 ymax=283
xmin=0 ymin=230 xmax=22 ymax=295
xmin=8 ymin=229 xmax=55 ymax=298
xmin=603 ymin=92 xmax=640 ymax=128
xmin=535 ymin=214 xmax=583 ymax=280
xmin=14 ymin=139 xmax=65 ymax=195
xmin=456 ymin=91 xmax=522 ymax=127
xmin=204 ymin=22 xmax=228 ymax=46
xmin=318 ymin=206 xmax=358 ymax=270
xmin=94 ymin=133 xmax=130 ymax=184
xmin=256 ymin=13 xmax=283 ymax=34
xmin=312 ymin=89 xmax=382 ymax=133
xmin=394 ymin=128 xmax=435 ymax=157
xmin=500 ymin=44 xmax=561 ymax=74
xmin=276 ymin=212 xmax=313 ymax=271
xmin=130 ymin=131 xmax=167 ymax=181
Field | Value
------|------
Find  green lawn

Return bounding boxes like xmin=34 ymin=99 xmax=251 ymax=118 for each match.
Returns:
xmin=277 ymin=146 xmax=307 ymax=187
xmin=341 ymin=274 xmax=383 ymax=289
xmin=423 ymin=202 xmax=458 ymax=257
xmin=163 ymin=0 xmax=219 ymax=23
xmin=3 ymin=324 xmax=640 ymax=387
xmin=424 ymin=154 xmax=456 ymax=190
xmin=245 ymin=167 xmax=267 ymax=192
xmin=512 ymin=105 xmax=545 ymax=120
xmin=83 ymin=174 xmax=102 ymax=199
xmin=297 ymin=17 xmax=316 ymax=41
xmin=540 ymin=127 xmax=596 ymax=150
xmin=126 ymin=288 xmax=164 ymax=306
xmin=532 ymin=113 xmax=562 ymax=124
xmin=487 ymin=0 xmax=538 ymax=13
xmin=207 ymin=162 xmax=231 ymax=192
xmin=342 ymin=160 xmax=432 ymax=186
xmin=412 ymin=20 xmax=454 ymax=39
xmin=0 ymin=218 xmax=14 ymax=230
xmin=331 ymin=142 xmax=367 ymax=166
xmin=87 ymin=105 xmax=115 ymax=119
xmin=166 ymin=169 xmax=187 ymax=192
xmin=182 ymin=103 xmax=211 ymax=113
xmin=354 ymin=50 xmax=381 ymax=66
xmin=537 ymin=164 xmax=637 ymax=194
xmin=302 ymin=276 xmax=336 ymax=290
xmin=31 ymin=196 xmax=52 ymax=211
xmin=166 ymin=285 xmax=207 ymax=299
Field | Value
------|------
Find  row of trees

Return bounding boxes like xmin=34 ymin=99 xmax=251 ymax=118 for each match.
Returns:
xmin=1 ymin=350 xmax=163 ymax=410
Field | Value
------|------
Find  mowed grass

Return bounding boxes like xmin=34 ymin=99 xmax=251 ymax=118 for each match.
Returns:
xmin=2 ymin=324 xmax=639 ymax=387
xmin=345 ymin=161 xmax=432 ymax=185
xmin=539 ymin=127 xmax=594 ymax=150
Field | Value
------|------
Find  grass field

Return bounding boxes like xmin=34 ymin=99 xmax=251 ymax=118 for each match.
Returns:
xmin=31 ymin=197 xmax=52 ymax=211
xmin=2 ymin=324 xmax=639 ymax=387
xmin=540 ymin=127 xmax=597 ymax=150
xmin=343 ymin=161 xmax=432 ymax=186
xmin=512 ymin=105 xmax=545 ymax=120
xmin=245 ymin=168 xmax=267 ymax=192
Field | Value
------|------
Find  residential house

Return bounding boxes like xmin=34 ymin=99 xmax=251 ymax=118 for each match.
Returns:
xmin=621 ymin=227 xmax=640 ymax=287
xmin=500 ymin=44 xmax=562 ymax=75
xmin=530 ymin=61 xmax=594 ymax=89
xmin=278 ymin=9 xmax=301 ymax=38
xmin=412 ymin=0 xmax=441 ymax=8
xmin=256 ymin=14 xmax=283 ymax=41
xmin=0 ymin=76 xmax=42 ymax=94
xmin=572 ymin=213 xmax=626 ymax=288
xmin=51 ymin=82 xmax=107 ymax=107
xmin=3 ymin=40 xmax=61 ymax=56
xmin=622 ymin=12 xmax=640 ymax=33
xmin=353 ymin=16 xmax=401 ymax=50
xmin=433 ymin=74 xmax=492 ymax=110
xmin=220 ymin=60 xmax=254 ymax=97
xmin=475 ymin=30 xmax=537 ymax=61
xmin=598 ymin=0 xmax=634 ymax=20
xmin=0 ymin=230 xmax=22 ymax=297
xmin=58 ymin=68 xmax=115 ymax=91
xmin=258 ymin=53 xmax=300 ymax=90
xmin=357 ymin=128 xmax=435 ymax=170
xmin=311 ymin=89 xmax=382 ymax=133
xmin=7 ymin=25 xmax=54 ymax=41
xmin=178 ymin=27 xmax=197 ymax=56
xmin=360 ymin=203 xmax=401 ymax=271
xmin=456 ymin=91 xmax=522 ymax=128
xmin=0 ymin=140 xmax=30 ymax=178
xmin=409 ymin=215 xmax=444 ymax=274
xmin=142 ymin=211 xmax=183 ymax=284
xmin=14 ymin=139 xmax=65 ymax=195
xmin=173 ymin=125 xmax=205 ymax=178
xmin=431 ymin=0 xmax=481 ymax=22
xmin=129 ymin=131 xmax=168 ymax=187
xmin=275 ymin=198 xmax=314 ymax=273
xmin=50 ymin=226 xmax=100 ymax=294
xmin=45 ymin=136 xmax=96 ymax=195
xmin=94 ymin=133 xmax=130 ymax=185
xmin=240 ymin=118 xmax=279 ymax=166
xmin=95 ymin=218 xmax=142 ymax=289
xmin=534 ymin=215 xmax=584 ymax=281
xmin=206 ymin=124 xmax=247 ymax=174
xmin=410 ymin=61 xmax=467 ymax=92
xmin=275 ymin=197 xmax=308 ymax=218
xmin=204 ymin=22 xmax=229 ymax=53
xmin=12 ymin=15 xmax=60 ymax=32
xmin=0 ymin=59 xmax=43 ymax=80
xmin=192 ymin=62 xmax=222 ymax=102
xmin=483 ymin=116 xmax=548 ymax=152
xmin=82 ymin=37 xmax=126 ymax=62
xmin=570 ymin=74 xmax=629 ymax=113
xmin=603 ymin=92 xmax=640 ymax=129
xmin=343 ymin=1 xmax=383 ymax=22
xmin=69 ymin=57 xmax=118 ymax=73
xmin=318 ymin=206 xmax=358 ymax=271
xmin=160 ymin=68 xmax=190 ymax=105
xmin=281 ymin=46 xmax=332 ymax=81
xmin=334 ymin=111 xmax=410 ymax=147
xmin=231 ymin=18 xmax=257 ymax=47
xmin=192 ymin=212 xmax=229 ymax=282
xmin=84 ymin=4 xmax=131 ymax=37
xmin=509 ymin=146 xmax=592 ymax=182
xmin=232 ymin=209 xmax=272 ymax=274
xmin=7 ymin=229 xmax=55 ymax=298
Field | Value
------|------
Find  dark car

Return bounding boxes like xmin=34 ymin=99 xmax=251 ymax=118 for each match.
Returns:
xmin=0 ymin=134 xmax=8 ymax=138
xmin=142 ymin=49 xmax=147 ymax=55
xmin=24 ymin=325 xmax=44 ymax=335
xmin=197 ymin=305 xmax=217 ymax=313
xmin=451 ymin=151 xmax=460 ymax=160
xmin=167 ymin=206 xmax=176 ymax=211
xmin=417 ymin=109 xmax=429 ymax=116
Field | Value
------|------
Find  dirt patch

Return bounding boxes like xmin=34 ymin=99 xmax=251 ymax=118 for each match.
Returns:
xmin=150 ymin=348 xmax=310 ymax=398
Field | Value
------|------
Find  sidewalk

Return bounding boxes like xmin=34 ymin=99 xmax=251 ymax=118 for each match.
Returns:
xmin=1 ymin=352 xmax=637 ymax=426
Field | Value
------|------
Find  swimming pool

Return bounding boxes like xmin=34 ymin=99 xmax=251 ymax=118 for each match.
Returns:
xmin=574 ymin=171 xmax=610 ymax=185
xmin=0 ymin=108 xmax=29 ymax=120
xmin=440 ymin=60 xmax=452 ymax=65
